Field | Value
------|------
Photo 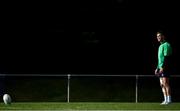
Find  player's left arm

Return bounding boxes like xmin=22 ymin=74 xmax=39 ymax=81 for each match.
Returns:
xmin=162 ymin=43 xmax=172 ymax=70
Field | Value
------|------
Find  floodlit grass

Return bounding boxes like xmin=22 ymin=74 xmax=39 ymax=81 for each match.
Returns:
xmin=0 ymin=102 xmax=180 ymax=110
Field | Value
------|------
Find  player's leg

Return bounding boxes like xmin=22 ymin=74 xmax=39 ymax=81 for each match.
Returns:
xmin=164 ymin=77 xmax=172 ymax=103
xmin=160 ymin=77 xmax=168 ymax=105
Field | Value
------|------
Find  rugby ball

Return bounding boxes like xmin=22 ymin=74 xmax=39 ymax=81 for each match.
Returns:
xmin=3 ymin=94 xmax=11 ymax=105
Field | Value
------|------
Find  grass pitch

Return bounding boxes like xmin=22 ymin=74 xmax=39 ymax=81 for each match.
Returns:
xmin=0 ymin=102 xmax=180 ymax=110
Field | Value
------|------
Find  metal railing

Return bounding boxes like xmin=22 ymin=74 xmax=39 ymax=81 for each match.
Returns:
xmin=0 ymin=74 xmax=180 ymax=102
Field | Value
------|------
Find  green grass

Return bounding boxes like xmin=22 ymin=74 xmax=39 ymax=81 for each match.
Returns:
xmin=0 ymin=102 xmax=180 ymax=110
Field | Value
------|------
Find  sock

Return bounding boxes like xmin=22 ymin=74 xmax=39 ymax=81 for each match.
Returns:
xmin=164 ymin=95 xmax=167 ymax=102
xmin=167 ymin=96 xmax=171 ymax=102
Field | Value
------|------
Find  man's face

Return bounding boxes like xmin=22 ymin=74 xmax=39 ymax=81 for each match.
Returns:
xmin=157 ymin=33 xmax=164 ymax=42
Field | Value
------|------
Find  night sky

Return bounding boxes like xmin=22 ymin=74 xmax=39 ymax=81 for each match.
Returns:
xmin=1 ymin=0 xmax=180 ymax=75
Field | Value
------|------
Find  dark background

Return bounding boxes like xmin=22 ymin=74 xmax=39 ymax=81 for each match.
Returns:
xmin=1 ymin=0 xmax=180 ymax=75
xmin=1 ymin=0 xmax=180 ymax=103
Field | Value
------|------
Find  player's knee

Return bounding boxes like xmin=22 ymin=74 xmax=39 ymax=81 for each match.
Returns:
xmin=164 ymin=82 xmax=170 ymax=88
xmin=160 ymin=83 xmax=164 ymax=88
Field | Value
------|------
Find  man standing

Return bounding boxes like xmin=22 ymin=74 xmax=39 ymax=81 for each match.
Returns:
xmin=155 ymin=31 xmax=172 ymax=105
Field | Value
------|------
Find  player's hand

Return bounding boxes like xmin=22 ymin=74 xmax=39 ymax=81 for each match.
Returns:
xmin=159 ymin=67 xmax=164 ymax=74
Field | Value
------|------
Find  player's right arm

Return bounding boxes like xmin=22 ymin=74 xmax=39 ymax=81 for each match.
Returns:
xmin=155 ymin=68 xmax=159 ymax=75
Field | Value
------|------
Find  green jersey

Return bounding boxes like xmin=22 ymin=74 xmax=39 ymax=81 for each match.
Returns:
xmin=157 ymin=41 xmax=172 ymax=69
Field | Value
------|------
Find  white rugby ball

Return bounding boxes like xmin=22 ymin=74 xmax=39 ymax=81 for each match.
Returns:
xmin=3 ymin=94 xmax=11 ymax=105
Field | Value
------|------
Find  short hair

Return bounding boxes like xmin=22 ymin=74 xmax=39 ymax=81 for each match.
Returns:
xmin=157 ymin=30 xmax=164 ymax=36
xmin=157 ymin=30 xmax=168 ymax=40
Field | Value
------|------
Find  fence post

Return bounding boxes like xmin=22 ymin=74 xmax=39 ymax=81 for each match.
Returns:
xmin=135 ymin=75 xmax=138 ymax=103
xmin=67 ymin=74 xmax=71 ymax=103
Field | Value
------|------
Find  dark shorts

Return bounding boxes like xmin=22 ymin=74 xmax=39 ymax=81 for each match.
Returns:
xmin=158 ymin=73 xmax=170 ymax=78
xmin=157 ymin=68 xmax=170 ymax=78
